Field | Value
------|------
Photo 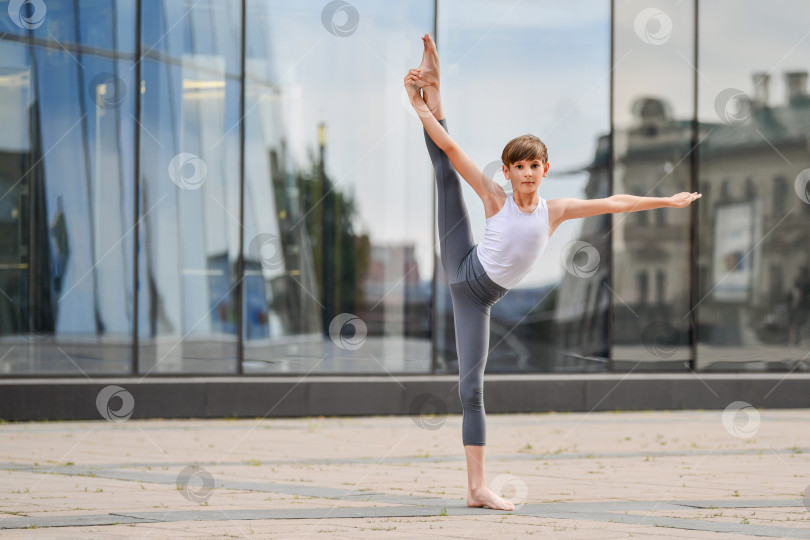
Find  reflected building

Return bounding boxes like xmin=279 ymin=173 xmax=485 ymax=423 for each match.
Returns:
xmin=558 ymin=68 xmax=810 ymax=372
xmin=697 ymin=70 xmax=810 ymax=369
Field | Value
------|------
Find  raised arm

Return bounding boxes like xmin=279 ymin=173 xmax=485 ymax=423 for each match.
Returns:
xmin=404 ymin=70 xmax=502 ymax=202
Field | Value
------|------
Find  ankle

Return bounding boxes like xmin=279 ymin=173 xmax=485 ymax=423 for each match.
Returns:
xmin=469 ymin=483 xmax=487 ymax=493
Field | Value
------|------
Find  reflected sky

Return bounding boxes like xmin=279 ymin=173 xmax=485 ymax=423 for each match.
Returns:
xmin=698 ymin=0 xmax=810 ymax=120
xmin=245 ymin=0 xmax=435 ymax=281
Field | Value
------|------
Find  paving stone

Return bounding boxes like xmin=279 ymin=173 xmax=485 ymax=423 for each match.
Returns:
xmin=1 ymin=410 xmax=808 ymax=537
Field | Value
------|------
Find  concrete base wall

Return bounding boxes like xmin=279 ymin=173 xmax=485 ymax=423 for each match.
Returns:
xmin=1 ymin=374 xmax=808 ymax=421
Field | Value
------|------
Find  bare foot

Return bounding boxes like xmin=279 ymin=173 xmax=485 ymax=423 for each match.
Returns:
xmin=416 ymin=32 xmax=440 ymax=87
xmin=466 ymin=485 xmax=515 ymax=511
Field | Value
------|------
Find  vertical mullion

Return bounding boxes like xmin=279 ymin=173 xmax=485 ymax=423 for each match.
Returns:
xmin=689 ymin=0 xmax=699 ymax=372
xmin=132 ymin=0 xmax=142 ymax=376
xmin=607 ymin=0 xmax=615 ymax=373
xmin=430 ymin=0 xmax=439 ymax=375
xmin=236 ymin=0 xmax=247 ymax=375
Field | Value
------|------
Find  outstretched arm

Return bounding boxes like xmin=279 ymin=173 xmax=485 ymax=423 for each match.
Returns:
xmin=556 ymin=192 xmax=702 ymax=222
xmin=404 ymin=70 xmax=501 ymax=202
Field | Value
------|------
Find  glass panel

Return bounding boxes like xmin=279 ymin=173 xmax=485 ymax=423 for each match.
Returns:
xmin=0 ymin=2 xmax=136 ymax=375
xmin=137 ymin=0 xmax=241 ymax=374
xmin=1 ymin=1 xmax=135 ymax=52
xmin=437 ymin=0 xmax=611 ymax=373
xmin=611 ymin=0 xmax=694 ymax=371
xmin=697 ymin=0 xmax=810 ymax=371
xmin=242 ymin=0 xmax=434 ymax=373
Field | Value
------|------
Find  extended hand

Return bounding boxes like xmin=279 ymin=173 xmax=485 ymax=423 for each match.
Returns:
xmin=669 ymin=192 xmax=702 ymax=208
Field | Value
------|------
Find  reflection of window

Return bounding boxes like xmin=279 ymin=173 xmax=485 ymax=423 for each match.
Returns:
xmin=701 ymin=181 xmax=711 ymax=219
xmin=745 ymin=177 xmax=756 ymax=199
xmin=637 ymin=271 xmax=648 ymax=304
xmin=772 ymin=176 xmax=787 ymax=215
xmin=720 ymin=178 xmax=731 ymax=200
xmin=656 ymin=269 xmax=665 ymax=304
xmin=769 ymin=264 xmax=783 ymax=304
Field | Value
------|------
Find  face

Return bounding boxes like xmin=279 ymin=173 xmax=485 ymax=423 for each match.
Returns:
xmin=503 ymin=159 xmax=550 ymax=193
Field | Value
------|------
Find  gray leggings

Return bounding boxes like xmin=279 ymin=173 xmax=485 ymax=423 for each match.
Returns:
xmin=424 ymin=119 xmax=510 ymax=446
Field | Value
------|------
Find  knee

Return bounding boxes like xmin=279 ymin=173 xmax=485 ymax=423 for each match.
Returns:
xmin=459 ymin=384 xmax=484 ymax=410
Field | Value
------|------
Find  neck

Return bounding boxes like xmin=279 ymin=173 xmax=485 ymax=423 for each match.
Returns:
xmin=513 ymin=189 xmax=539 ymax=207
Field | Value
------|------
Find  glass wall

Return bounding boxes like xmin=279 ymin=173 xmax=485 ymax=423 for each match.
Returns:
xmin=696 ymin=0 xmax=810 ymax=371
xmin=0 ymin=1 xmax=136 ymax=375
xmin=137 ymin=0 xmax=242 ymax=374
xmin=241 ymin=0 xmax=434 ymax=373
xmin=1 ymin=0 xmax=806 ymax=377
xmin=611 ymin=0 xmax=695 ymax=371
xmin=436 ymin=0 xmax=611 ymax=373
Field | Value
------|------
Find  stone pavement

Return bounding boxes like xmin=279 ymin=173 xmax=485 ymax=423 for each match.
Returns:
xmin=0 ymin=409 xmax=808 ymax=538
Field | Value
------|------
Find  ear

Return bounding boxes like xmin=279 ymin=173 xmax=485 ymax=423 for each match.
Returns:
xmin=543 ymin=162 xmax=550 ymax=177
xmin=502 ymin=164 xmax=510 ymax=180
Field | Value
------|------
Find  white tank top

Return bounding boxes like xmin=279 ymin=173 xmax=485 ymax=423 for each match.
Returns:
xmin=475 ymin=193 xmax=550 ymax=289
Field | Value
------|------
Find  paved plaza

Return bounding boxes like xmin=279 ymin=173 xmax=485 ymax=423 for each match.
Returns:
xmin=1 ymin=409 xmax=809 ymax=538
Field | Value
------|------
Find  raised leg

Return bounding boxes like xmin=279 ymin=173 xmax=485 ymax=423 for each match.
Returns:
xmin=424 ymin=119 xmax=474 ymax=283
xmin=417 ymin=33 xmax=444 ymax=121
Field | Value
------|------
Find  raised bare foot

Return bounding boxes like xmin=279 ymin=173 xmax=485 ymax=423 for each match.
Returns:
xmin=467 ymin=485 xmax=515 ymax=511
xmin=416 ymin=32 xmax=440 ymax=87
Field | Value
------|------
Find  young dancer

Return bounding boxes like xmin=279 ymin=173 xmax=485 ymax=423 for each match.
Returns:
xmin=405 ymin=33 xmax=701 ymax=511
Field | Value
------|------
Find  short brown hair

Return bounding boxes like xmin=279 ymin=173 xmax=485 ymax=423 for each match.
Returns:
xmin=501 ymin=134 xmax=548 ymax=167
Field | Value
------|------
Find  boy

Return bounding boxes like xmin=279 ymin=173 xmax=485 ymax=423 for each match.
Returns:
xmin=405 ymin=33 xmax=700 ymax=511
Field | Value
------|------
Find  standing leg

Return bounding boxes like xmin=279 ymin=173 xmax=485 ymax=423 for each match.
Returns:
xmin=451 ymin=287 xmax=490 ymax=447
xmin=451 ymin=284 xmax=514 ymax=511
